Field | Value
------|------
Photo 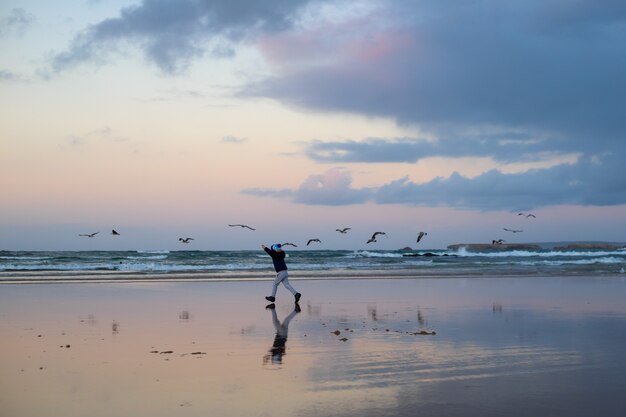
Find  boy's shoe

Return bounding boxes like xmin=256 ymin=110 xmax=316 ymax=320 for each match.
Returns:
xmin=265 ymin=303 xmax=276 ymax=310
xmin=265 ymin=296 xmax=276 ymax=302
xmin=294 ymin=293 xmax=302 ymax=303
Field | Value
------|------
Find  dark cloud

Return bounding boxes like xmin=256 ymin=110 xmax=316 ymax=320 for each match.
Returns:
xmin=304 ymin=132 xmax=570 ymax=164
xmin=252 ymin=1 xmax=626 ymax=143
xmin=245 ymin=152 xmax=626 ymax=211
xmin=0 ymin=8 xmax=35 ymax=37
xmin=50 ymin=0 xmax=324 ymax=74
xmin=250 ymin=1 xmax=623 ymax=141
xmin=243 ymin=0 xmax=626 ymax=209
xmin=0 ymin=69 xmax=18 ymax=81
xmin=374 ymin=154 xmax=626 ymax=211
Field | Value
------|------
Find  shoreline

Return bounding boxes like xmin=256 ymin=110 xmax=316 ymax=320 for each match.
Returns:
xmin=2 ymin=268 xmax=626 ymax=284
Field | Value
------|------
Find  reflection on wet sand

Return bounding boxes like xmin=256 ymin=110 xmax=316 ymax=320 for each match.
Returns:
xmin=264 ymin=303 xmax=301 ymax=366
xmin=1 ymin=277 xmax=626 ymax=417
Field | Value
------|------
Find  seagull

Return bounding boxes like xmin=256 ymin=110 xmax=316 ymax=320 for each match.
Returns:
xmin=492 ymin=239 xmax=506 ymax=245
xmin=79 ymin=232 xmax=99 ymax=238
xmin=179 ymin=238 xmax=194 ymax=244
xmin=307 ymin=239 xmax=321 ymax=246
xmin=228 ymin=224 xmax=256 ymax=231
xmin=503 ymin=228 xmax=523 ymax=233
xmin=282 ymin=242 xmax=298 ymax=247
xmin=335 ymin=228 xmax=351 ymax=234
xmin=518 ymin=212 xmax=536 ymax=218
xmin=111 ymin=229 xmax=120 ymax=236
xmin=366 ymin=231 xmax=386 ymax=244
xmin=416 ymin=231 xmax=428 ymax=243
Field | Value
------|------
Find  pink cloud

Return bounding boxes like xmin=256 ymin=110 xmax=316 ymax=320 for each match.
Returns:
xmin=256 ymin=15 xmax=416 ymax=87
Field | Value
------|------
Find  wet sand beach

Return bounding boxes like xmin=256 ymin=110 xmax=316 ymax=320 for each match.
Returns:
xmin=2 ymin=276 xmax=626 ymax=417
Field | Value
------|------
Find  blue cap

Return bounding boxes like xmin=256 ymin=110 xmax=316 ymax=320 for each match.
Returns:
xmin=271 ymin=243 xmax=282 ymax=251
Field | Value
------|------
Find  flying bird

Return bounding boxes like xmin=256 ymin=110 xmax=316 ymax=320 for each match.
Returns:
xmin=111 ymin=229 xmax=120 ymax=236
xmin=228 ymin=224 xmax=256 ymax=231
xmin=335 ymin=228 xmax=351 ymax=234
xmin=307 ymin=239 xmax=321 ymax=246
xmin=492 ymin=239 xmax=506 ymax=245
xmin=416 ymin=231 xmax=428 ymax=243
xmin=282 ymin=242 xmax=298 ymax=247
xmin=366 ymin=231 xmax=387 ymax=244
xmin=79 ymin=232 xmax=99 ymax=238
xmin=503 ymin=228 xmax=523 ymax=233
xmin=179 ymin=238 xmax=194 ymax=244
xmin=518 ymin=212 xmax=536 ymax=218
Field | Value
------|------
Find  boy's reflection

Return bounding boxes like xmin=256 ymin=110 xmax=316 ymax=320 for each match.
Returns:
xmin=263 ymin=303 xmax=301 ymax=365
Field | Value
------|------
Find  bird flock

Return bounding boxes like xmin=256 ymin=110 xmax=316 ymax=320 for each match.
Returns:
xmin=229 ymin=225 xmax=428 ymax=248
xmin=79 ymin=212 xmax=536 ymax=248
xmin=495 ymin=212 xmax=537 ymax=243
xmin=78 ymin=224 xmax=429 ymax=248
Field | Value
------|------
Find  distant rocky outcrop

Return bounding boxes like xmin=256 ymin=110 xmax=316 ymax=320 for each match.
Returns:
xmin=553 ymin=243 xmax=625 ymax=250
xmin=447 ymin=243 xmax=542 ymax=251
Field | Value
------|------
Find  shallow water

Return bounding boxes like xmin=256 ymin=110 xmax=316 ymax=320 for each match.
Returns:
xmin=1 ymin=277 xmax=626 ymax=416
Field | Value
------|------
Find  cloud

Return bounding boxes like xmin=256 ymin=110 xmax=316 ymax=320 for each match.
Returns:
xmin=49 ymin=0 xmax=326 ymax=74
xmin=303 ymin=132 xmax=569 ymax=164
xmin=243 ymin=168 xmax=371 ymax=206
xmin=375 ymin=153 xmax=626 ymax=210
xmin=221 ymin=135 xmax=247 ymax=144
xmin=250 ymin=1 xmax=626 ymax=142
xmin=0 ymin=69 xmax=18 ymax=81
xmin=244 ymin=152 xmax=626 ymax=211
xmin=64 ymin=126 xmax=129 ymax=148
xmin=242 ymin=0 xmax=626 ymax=209
xmin=0 ymin=8 xmax=35 ymax=37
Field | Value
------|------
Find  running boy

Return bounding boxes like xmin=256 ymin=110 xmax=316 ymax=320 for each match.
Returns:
xmin=262 ymin=243 xmax=301 ymax=303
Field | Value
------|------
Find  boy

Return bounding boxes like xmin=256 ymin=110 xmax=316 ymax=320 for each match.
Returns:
xmin=262 ymin=243 xmax=301 ymax=303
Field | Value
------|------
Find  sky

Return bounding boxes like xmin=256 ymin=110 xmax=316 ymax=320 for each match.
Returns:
xmin=1 ymin=0 xmax=625 ymax=251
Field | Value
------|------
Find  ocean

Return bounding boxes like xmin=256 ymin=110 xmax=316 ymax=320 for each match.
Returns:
xmin=1 ymin=247 xmax=625 ymax=283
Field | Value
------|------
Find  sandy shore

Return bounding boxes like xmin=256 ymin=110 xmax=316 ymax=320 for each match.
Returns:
xmin=2 ymin=276 xmax=626 ymax=416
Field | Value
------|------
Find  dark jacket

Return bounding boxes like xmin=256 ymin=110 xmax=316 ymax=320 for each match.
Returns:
xmin=264 ymin=247 xmax=287 ymax=272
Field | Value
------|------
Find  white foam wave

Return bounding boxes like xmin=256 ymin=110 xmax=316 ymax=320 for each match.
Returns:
xmin=0 ymin=263 xmax=117 ymax=271
xmin=349 ymin=250 xmax=404 ymax=258
xmin=126 ymin=255 xmax=168 ymax=260
xmin=452 ymin=248 xmax=626 ymax=258
xmin=136 ymin=250 xmax=170 ymax=254
xmin=0 ymin=262 xmax=269 ymax=272
xmin=518 ymin=257 xmax=624 ymax=266
xmin=0 ymin=256 xmax=52 ymax=260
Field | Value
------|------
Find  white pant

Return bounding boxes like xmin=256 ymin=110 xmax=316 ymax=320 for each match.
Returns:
xmin=271 ymin=270 xmax=297 ymax=297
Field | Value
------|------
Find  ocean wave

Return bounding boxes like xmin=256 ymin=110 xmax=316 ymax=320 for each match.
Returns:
xmin=0 ymin=262 xmax=270 ymax=272
xmin=1 ymin=249 xmax=623 ymax=276
xmin=0 ymin=256 xmax=52 ymax=260
xmin=452 ymin=248 xmax=626 ymax=258
xmin=518 ymin=257 xmax=625 ymax=266
xmin=125 ymin=255 xmax=169 ymax=260
xmin=136 ymin=250 xmax=170 ymax=254
xmin=0 ymin=263 xmax=118 ymax=271
xmin=349 ymin=250 xmax=404 ymax=258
